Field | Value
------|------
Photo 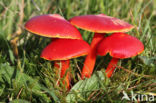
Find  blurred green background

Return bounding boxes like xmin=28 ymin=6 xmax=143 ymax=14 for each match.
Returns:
xmin=0 ymin=0 xmax=155 ymax=102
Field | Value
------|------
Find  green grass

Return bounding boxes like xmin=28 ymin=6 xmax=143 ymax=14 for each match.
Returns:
xmin=0 ymin=0 xmax=156 ymax=102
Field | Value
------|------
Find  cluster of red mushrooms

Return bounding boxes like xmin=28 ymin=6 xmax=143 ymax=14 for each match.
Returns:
xmin=25 ymin=14 xmax=144 ymax=90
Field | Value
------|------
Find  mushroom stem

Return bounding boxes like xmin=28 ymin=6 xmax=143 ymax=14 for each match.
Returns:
xmin=81 ymin=33 xmax=104 ymax=79
xmin=105 ymin=58 xmax=119 ymax=78
xmin=54 ymin=60 xmax=70 ymax=89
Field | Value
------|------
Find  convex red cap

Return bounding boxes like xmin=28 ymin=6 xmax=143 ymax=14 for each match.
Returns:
xmin=25 ymin=14 xmax=82 ymax=39
xmin=97 ymin=33 xmax=144 ymax=58
xmin=41 ymin=39 xmax=90 ymax=60
xmin=69 ymin=14 xmax=134 ymax=33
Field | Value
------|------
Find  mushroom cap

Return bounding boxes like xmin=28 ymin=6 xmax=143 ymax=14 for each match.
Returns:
xmin=25 ymin=14 xmax=82 ymax=39
xmin=97 ymin=33 xmax=144 ymax=59
xmin=41 ymin=39 xmax=90 ymax=60
xmin=69 ymin=14 xmax=134 ymax=33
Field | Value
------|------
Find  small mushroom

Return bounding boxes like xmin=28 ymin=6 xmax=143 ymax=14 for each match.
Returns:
xmin=25 ymin=14 xmax=83 ymax=89
xmin=41 ymin=39 xmax=90 ymax=89
xmin=69 ymin=14 xmax=134 ymax=79
xmin=97 ymin=33 xmax=144 ymax=78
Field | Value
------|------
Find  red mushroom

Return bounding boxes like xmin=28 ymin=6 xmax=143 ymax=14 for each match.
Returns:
xmin=25 ymin=14 xmax=83 ymax=89
xmin=69 ymin=14 xmax=134 ymax=79
xmin=41 ymin=39 xmax=90 ymax=89
xmin=97 ymin=33 xmax=144 ymax=78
